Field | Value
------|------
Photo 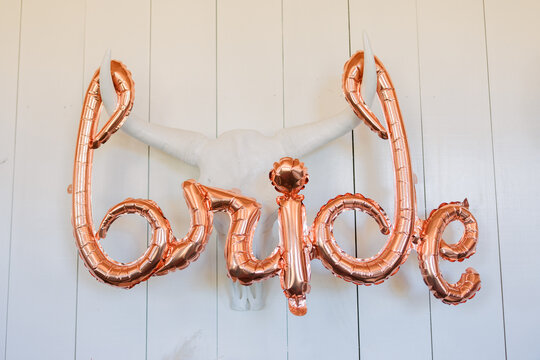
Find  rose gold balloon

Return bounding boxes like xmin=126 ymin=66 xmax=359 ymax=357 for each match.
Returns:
xmin=417 ymin=200 xmax=480 ymax=304
xmin=73 ymin=61 xmax=215 ymax=287
xmin=312 ymin=193 xmax=391 ymax=285
xmin=73 ymin=61 xmax=170 ymax=288
xmin=270 ymin=158 xmax=311 ymax=316
xmin=312 ymin=51 xmax=416 ymax=285
xmin=205 ymin=185 xmax=281 ymax=284
xmin=310 ymin=50 xmax=480 ymax=304
xmin=73 ymin=55 xmax=481 ymax=313
xmin=72 ymin=60 xmax=280 ymax=294
xmin=154 ymin=180 xmax=214 ymax=276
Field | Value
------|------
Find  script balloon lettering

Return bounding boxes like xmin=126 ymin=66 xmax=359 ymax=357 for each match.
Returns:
xmin=72 ymin=52 xmax=481 ymax=316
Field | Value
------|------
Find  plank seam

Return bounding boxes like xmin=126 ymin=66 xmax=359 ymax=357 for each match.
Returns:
xmin=73 ymin=0 xmax=87 ymax=358
xmin=414 ymin=1 xmax=434 ymax=358
xmin=481 ymin=1 xmax=508 ymax=358
xmin=145 ymin=1 xmax=153 ymax=359
xmin=280 ymin=1 xmax=290 ymax=358
xmin=4 ymin=0 xmax=24 ymax=358
xmin=215 ymin=1 xmax=219 ymax=359
xmin=346 ymin=1 xmax=361 ymax=359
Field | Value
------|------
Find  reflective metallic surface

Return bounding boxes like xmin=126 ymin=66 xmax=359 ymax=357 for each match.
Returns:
xmin=271 ymin=158 xmax=311 ymax=316
xmin=206 ymin=186 xmax=281 ymax=284
xmin=312 ymin=52 xmax=416 ymax=285
xmin=310 ymin=51 xmax=481 ymax=303
xmin=72 ymin=56 xmax=481 ymax=316
xmin=417 ymin=200 xmax=481 ymax=304
xmin=73 ymin=61 xmax=170 ymax=288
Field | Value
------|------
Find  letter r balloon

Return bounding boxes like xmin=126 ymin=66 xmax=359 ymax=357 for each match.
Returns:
xmin=72 ymin=52 xmax=481 ymax=316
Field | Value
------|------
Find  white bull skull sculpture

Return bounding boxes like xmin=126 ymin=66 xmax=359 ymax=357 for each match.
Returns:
xmin=99 ymin=33 xmax=377 ymax=310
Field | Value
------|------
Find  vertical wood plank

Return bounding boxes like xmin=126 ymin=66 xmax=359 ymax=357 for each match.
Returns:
xmin=75 ymin=0 xmax=150 ymax=358
xmin=146 ymin=1 xmax=217 ymax=359
xmin=349 ymin=1 xmax=432 ymax=358
xmin=217 ymin=0 xmax=284 ymax=135
xmin=282 ymin=0 xmax=359 ymax=358
xmin=417 ymin=0 xmax=506 ymax=358
xmin=0 ymin=0 xmax=21 ymax=357
xmin=216 ymin=0 xmax=287 ymax=358
xmin=5 ymin=0 xmax=84 ymax=358
xmin=484 ymin=0 xmax=540 ymax=358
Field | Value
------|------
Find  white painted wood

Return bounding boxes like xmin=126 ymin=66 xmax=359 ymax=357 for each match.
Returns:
xmin=4 ymin=0 xmax=84 ymax=358
xmin=0 ymin=0 xmax=21 ymax=357
xmin=146 ymin=1 xmax=217 ymax=359
xmin=216 ymin=0 xmax=287 ymax=359
xmin=216 ymin=0 xmax=284 ymax=136
xmin=484 ymin=1 xmax=540 ymax=358
xmin=75 ymin=1 xmax=150 ymax=358
xmin=4 ymin=1 xmax=539 ymax=359
xmin=417 ymin=1 xmax=506 ymax=358
xmin=282 ymin=1 xmax=359 ymax=358
xmin=349 ymin=1 xmax=433 ymax=358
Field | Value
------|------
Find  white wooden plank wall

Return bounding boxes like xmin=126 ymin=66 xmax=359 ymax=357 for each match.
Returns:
xmin=0 ymin=0 xmax=21 ymax=357
xmin=0 ymin=0 xmax=538 ymax=359
xmin=484 ymin=1 xmax=540 ymax=358
xmin=4 ymin=0 xmax=84 ymax=358
xmin=417 ymin=2 xmax=506 ymax=359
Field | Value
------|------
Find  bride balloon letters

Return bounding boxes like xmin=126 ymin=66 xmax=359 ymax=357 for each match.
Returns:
xmin=72 ymin=51 xmax=480 ymax=316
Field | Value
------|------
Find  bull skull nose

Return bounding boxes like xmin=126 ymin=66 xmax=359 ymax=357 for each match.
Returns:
xmin=269 ymin=157 xmax=309 ymax=196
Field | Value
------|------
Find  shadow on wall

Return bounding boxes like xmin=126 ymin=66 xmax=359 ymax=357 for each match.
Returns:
xmin=163 ymin=330 xmax=206 ymax=360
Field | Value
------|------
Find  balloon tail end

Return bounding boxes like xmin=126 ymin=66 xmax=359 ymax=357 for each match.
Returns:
xmin=288 ymin=297 xmax=307 ymax=316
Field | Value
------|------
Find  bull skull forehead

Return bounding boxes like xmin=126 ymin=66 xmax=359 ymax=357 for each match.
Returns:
xmin=98 ymin=33 xmax=377 ymax=232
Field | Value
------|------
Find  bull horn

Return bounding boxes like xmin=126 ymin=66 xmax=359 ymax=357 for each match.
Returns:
xmin=98 ymin=50 xmax=209 ymax=167
xmin=275 ymin=32 xmax=378 ymax=157
xmin=99 ymin=49 xmax=117 ymax=116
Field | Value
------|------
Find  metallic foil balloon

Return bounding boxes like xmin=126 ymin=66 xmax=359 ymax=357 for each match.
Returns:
xmin=312 ymin=52 xmax=416 ymax=285
xmin=270 ymin=158 xmax=311 ymax=316
xmin=73 ymin=61 xmax=171 ymax=288
xmin=72 ymin=54 xmax=481 ymax=316
xmin=312 ymin=193 xmax=392 ymax=285
xmin=205 ymin=186 xmax=281 ymax=284
xmin=417 ymin=200 xmax=481 ymax=304
xmin=309 ymin=51 xmax=481 ymax=304
xmin=72 ymin=60 xmax=280 ymax=296
xmin=73 ymin=61 xmax=226 ymax=287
